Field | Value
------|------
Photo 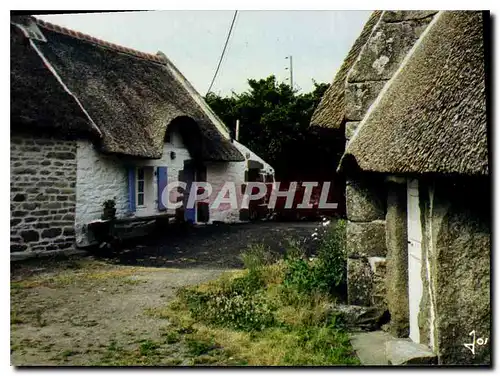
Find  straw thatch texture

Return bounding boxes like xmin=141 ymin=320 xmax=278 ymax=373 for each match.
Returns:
xmin=309 ymin=11 xmax=383 ymax=129
xmin=343 ymin=11 xmax=488 ymax=176
xmin=11 ymin=17 xmax=244 ymax=161
xmin=10 ymin=23 xmax=96 ymax=138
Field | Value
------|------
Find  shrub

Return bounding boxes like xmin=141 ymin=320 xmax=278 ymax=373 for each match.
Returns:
xmin=283 ymin=219 xmax=347 ymax=297
xmin=178 ymin=277 xmax=276 ymax=332
xmin=241 ymin=244 xmax=275 ymax=271
xmin=314 ymin=219 xmax=347 ymax=294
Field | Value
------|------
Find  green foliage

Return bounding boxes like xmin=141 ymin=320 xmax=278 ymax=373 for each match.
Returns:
xmin=178 ymin=273 xmax=276 ymax=332
xmin=280 ymin=326 xmax=359 ymax=366
xmin=138 ymin=339 xmax=160 ymax=356
xmin=283 ymin=256 xmax=315 ymax=294
xmin=241 ymin=244 xmax=275 ymax=271
xmin=163 ymin=331 xmax=180 ymax=344
xmin=205 ymin=76 xmax=337 ymax=179
xmin=101 ymin=199 xmax=117 ymax=220
xmin=176 ymin=220 xmax=347 ymax=334
xmin=283 ymin=220 xmax=347 ymax=296
xmin=186 ymin=338 xmax=217 ymax=356
xmin=314 ymin=219 xmax=347 ymax=292
xmin=166 ymin=221 xmax=357 ymax=365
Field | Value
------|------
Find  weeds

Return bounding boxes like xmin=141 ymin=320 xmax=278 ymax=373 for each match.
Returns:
xmin=164 ymin=331 xmax=180 ymax=344
xmin=164 ymin=220 xmax=358 ymax=366
xmin=283 ymin=219 xmax=347 ymax=297
xmin=138 ymin=340 xmax=160 ymax=356
xmin=186 ymin=337 xmax=217 ymax=356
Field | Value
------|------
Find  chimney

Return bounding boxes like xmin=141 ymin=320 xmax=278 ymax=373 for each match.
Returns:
xmin=235 ymin=119 xmax=240 ymax=141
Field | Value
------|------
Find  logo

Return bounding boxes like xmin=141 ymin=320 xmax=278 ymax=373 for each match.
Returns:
xmin=464 ymin=330 xmax=489 ymax=356
xmin=160 ymin=181 xmax=338 ymax=211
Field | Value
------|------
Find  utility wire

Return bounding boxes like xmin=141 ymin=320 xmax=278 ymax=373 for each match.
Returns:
xmin=206 ymin=10 xmax=238 ymax=95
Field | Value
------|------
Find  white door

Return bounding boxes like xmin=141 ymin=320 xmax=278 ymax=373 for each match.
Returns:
xmin=407 ymin=179 xmax=423 ymax=343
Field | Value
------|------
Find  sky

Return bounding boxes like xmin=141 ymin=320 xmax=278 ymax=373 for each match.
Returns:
xmin=36 ymin=10 xmax=372 ymax=96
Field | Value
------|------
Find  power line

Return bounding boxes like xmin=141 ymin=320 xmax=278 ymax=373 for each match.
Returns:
xmin=206 ymin=10 xmax=238 ymax=95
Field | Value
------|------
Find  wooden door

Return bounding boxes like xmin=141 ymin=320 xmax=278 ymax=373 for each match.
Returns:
xmin=183 ymin=162 xmax=196 ymax=223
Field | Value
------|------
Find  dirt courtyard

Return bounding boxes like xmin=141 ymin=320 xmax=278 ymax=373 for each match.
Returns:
xmin=11 ymin=221 xmax=319 ymax=366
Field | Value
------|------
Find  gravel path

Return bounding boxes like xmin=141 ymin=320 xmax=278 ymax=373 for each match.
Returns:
xmin=92 ymin=221 xmax=319 ymax=269
xmin=11 ymin=221 xmax=319 ymax=366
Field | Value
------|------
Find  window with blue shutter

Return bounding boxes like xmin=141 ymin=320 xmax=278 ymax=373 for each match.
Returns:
xmin=157 ymin=166 xmax=168 ymax=211
xmin=128 ymin=167 xmax=136 ymax=212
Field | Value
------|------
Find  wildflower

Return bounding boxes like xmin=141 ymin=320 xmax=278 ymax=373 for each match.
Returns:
xmin=322 ymin=220 xmax=331 ymax=227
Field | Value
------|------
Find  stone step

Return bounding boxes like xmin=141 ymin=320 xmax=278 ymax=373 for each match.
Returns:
xmin=350 ymin=331 xmax=394 ymax=365
xmin=386 ymin=340 xmax=437 ymax=365
xmin=350 ymin=331 xmax=438 ymax=366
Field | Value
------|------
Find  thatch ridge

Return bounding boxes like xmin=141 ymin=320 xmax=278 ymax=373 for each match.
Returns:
xmin=35 ymin=18 xmax=166 ymax=64
xmin=309 ymin=11 xmax=383 ymax=129
xmin=343 ymin=11 xmax=488 ymax=176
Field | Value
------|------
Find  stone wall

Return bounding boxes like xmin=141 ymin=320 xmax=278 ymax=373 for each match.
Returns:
xmin=345 ymin=175 xmax=387 ymax=308
xmin=385 ymin=179 xmax=409 ymax=337
xmin=344 ymin=11 xmax=437 ymax=144
xmin=420 ymin=178 xmax=490 ymax=365
xmin=11 ymin=134 xmax=77 ymax=255
xmin=344 ymin=10 xmax=437 ymax=309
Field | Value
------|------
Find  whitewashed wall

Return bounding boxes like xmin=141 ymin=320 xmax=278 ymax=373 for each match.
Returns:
xmin=75 ymin=131 xmax=191 ymax=246
xmin=75 ymin=135 xmax=274 ymax=245
xmin=205 ymin=140 xmax=274 ymax=224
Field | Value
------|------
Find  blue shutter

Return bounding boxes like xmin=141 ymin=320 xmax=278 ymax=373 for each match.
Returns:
xmin=157 ymin=166 xmax=168 ymax=211
xmin=128 ymin=167 xmax=136 ymax=212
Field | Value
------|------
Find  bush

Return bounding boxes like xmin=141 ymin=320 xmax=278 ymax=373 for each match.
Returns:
xmin=164 ymin=221 xmax=358 ymax=366
xmin=283 ymin=219 xmax=347 ymax=297
xmin=314 ymin=219 xmax=347 ymax=294
xmin=241 ymin=244 xmax=275 ymax=271
xmin=178 ymin=273 xmax=276 ymax=332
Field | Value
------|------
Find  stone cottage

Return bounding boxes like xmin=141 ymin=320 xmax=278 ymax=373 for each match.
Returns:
xmin=312 ymin=11 xmax=490 ymax=365
xmin=10 ymin=15 xmax=274 ymax=257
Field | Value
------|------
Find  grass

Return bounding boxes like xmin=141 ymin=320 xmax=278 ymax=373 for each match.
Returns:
xmin=155 ymin=273 xmax=358 ymax=366
xmin=11 ymin=260 xmax=178 ymax=290
xmin=11 ymin=221 xmax=355 ymax=366
xmin=147 ymin=229 xmax=359 ymax=366
xmin=88 ymin=334 xmax=239 ymax=366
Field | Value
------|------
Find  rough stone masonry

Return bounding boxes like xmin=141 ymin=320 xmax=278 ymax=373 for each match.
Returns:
xmin=10 ymin=134 xmax=77 ymax=255
xmin=344 ymin=11 xmax=436 ymax=310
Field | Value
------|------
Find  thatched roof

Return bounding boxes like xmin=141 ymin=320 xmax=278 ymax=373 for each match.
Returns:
xmin=309 ymin=11 xmax=383 ymax=129
xmin=10 ymin=23 xmax=97 ymax=138
xmin=10 ymin=17 xmax=244 ymax=161
xmin=342 ymin=11 xmax=488 ymax=176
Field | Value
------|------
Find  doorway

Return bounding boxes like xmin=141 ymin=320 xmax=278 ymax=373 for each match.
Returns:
xmin=407 ymin=179 xmax=424 ymax=343
xmin=183 ymin=161 xmax=209 ymax=224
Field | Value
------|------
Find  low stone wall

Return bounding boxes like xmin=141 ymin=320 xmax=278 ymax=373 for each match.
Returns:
xmin=11 ymin=134 xmax=77 ymax=255
xmin=345 ymin=176 xmax=387 ymax=309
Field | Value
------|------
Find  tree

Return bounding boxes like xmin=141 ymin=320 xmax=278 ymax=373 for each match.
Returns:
xmin=205 ymin=76 xmax=339 ymax=180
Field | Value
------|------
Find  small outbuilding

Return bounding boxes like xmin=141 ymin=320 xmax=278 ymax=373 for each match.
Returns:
xmin=312 ymin=10 xmax=490 ymax=365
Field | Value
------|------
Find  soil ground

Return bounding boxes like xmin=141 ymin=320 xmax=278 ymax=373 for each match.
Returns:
xmin=10 ymin=221 xmax=318 ymax=366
